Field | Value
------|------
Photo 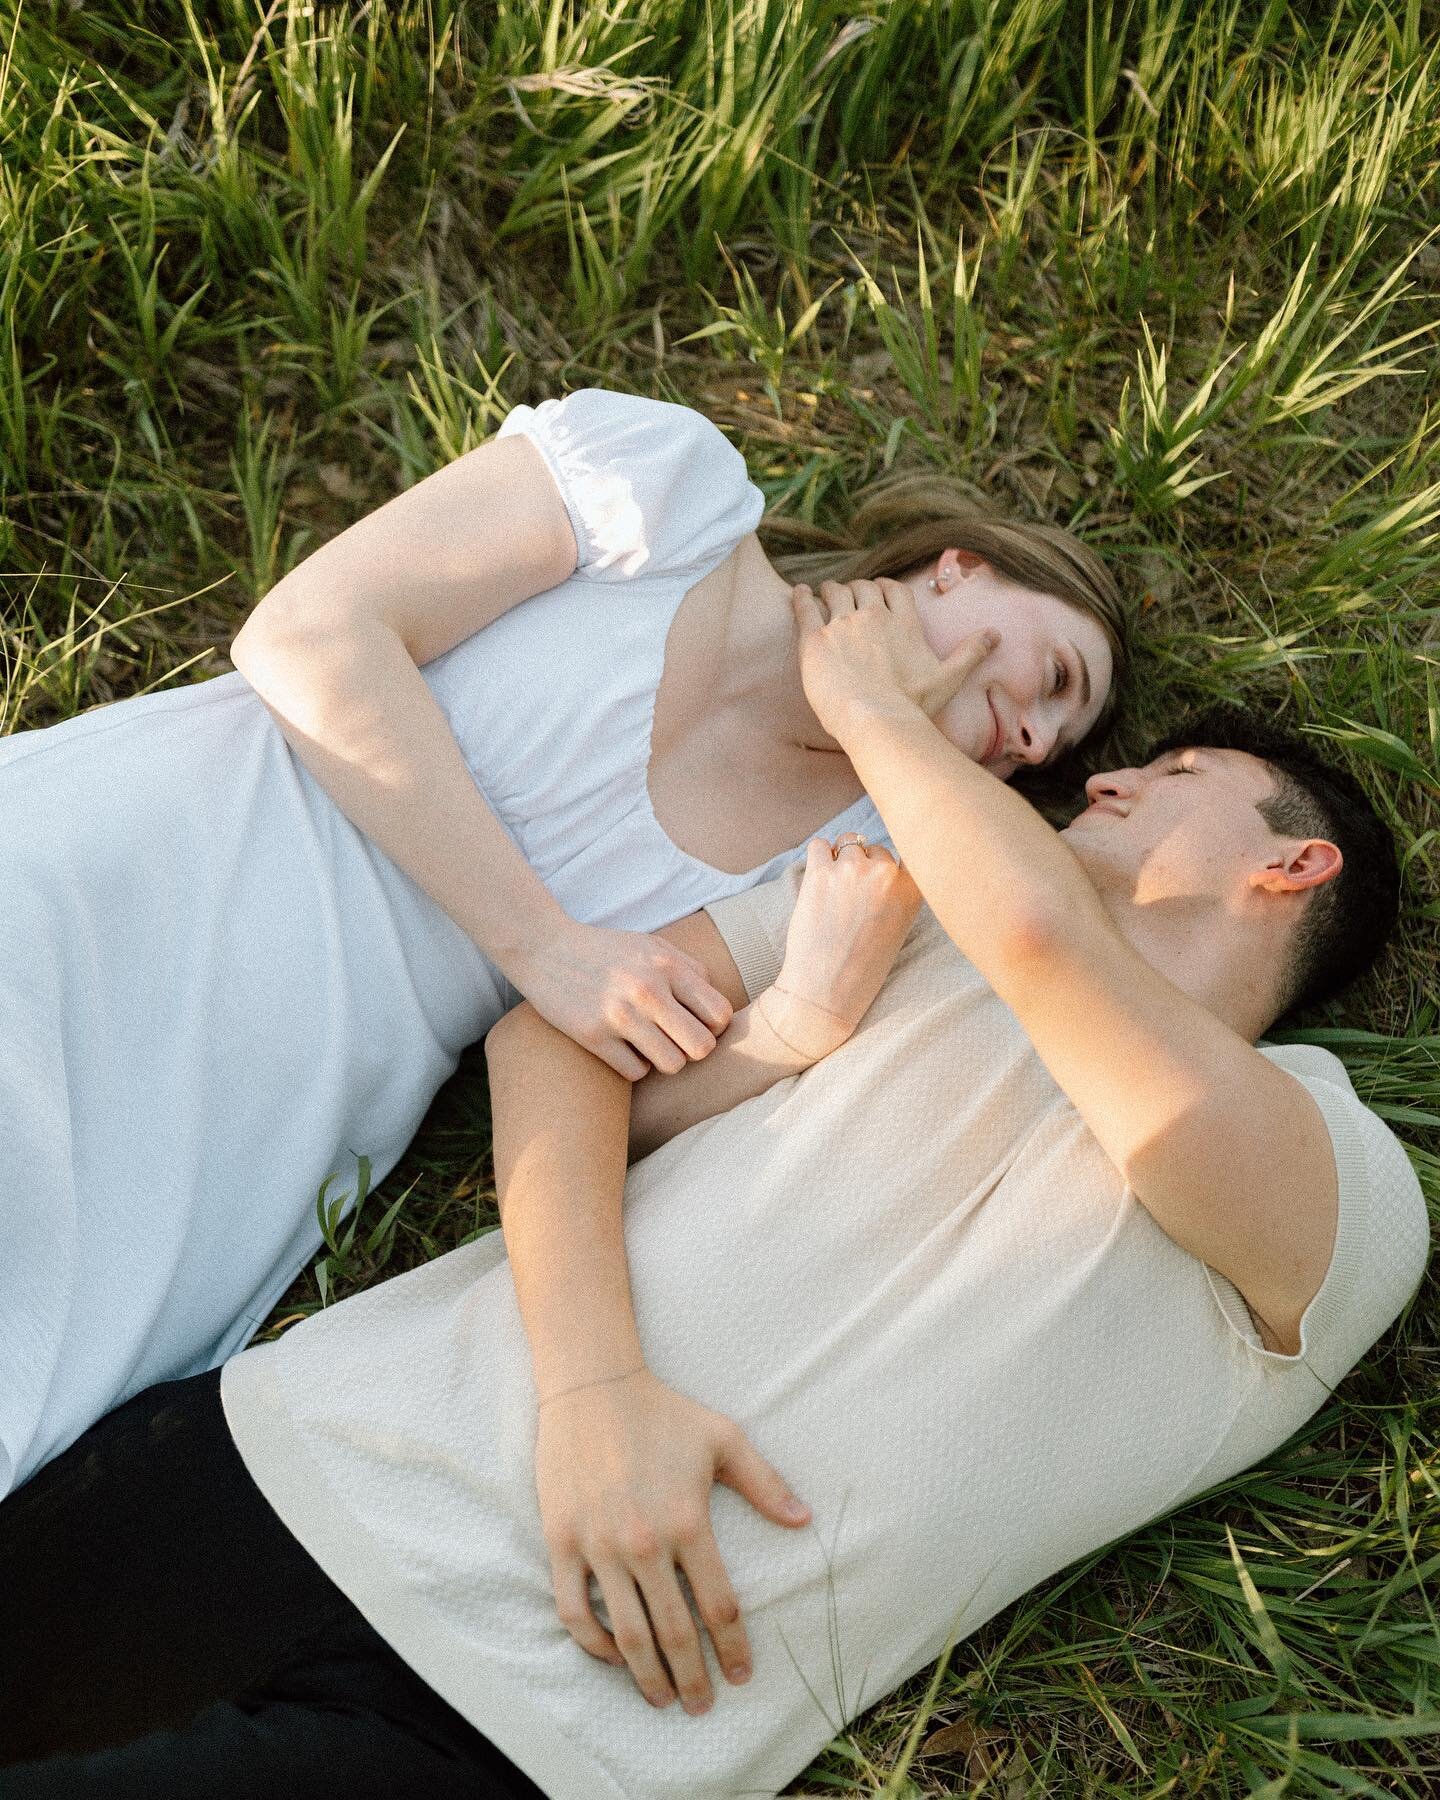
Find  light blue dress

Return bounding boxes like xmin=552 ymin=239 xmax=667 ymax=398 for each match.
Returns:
xmin=0 ymin=387 xmax=885 ymax=1496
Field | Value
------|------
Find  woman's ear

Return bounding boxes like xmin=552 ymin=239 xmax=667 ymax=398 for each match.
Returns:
xmin=939 ymin=547 xmax=991 ymax=583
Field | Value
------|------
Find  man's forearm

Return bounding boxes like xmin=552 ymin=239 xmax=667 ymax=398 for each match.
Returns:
xmin=832 ymin=697 xmax=1112 ymax=984
xmin=628 ymin=990 xmax=822 ymax=1160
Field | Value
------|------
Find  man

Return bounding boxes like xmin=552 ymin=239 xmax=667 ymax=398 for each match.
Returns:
xmin=1 ymin=581 xmax=1428 ymax=1800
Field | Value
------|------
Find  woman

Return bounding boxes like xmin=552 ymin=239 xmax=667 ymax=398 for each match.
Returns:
xmin=0 ymin=385 xmax=1129 ymax=1498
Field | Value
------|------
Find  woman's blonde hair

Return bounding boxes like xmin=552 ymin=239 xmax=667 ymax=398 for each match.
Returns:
xmin=760 ymin=469 xmax=1133 ymax=744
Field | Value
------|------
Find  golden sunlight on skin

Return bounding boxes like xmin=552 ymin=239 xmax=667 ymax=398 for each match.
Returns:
xmin=1061 ymin=749 xmax=1342 ymax=1043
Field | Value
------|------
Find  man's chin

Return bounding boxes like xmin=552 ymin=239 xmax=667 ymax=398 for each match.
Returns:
xmin=1059 ymin=825 xmax=1105 ymax=874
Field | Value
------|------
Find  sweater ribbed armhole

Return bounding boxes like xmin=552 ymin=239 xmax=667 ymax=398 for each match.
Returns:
xmin=1204 ymin=1062 xmax=1377 ymax=1370
xmin=702 ymin=891 xmax=785 ymax=1002
xmin=702 ymin=863 xmax=804 ymax=1003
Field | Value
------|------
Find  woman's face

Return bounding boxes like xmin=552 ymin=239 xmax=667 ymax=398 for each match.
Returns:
xmin=911 ymin=549 xmax=1115 ymax=778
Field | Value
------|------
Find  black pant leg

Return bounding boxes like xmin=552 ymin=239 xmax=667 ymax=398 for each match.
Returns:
xmin=0 ymin=1367 xmax=356 ymax=1757
xmin=0 ymin=1624 xmax=531 ymax=1800
xmin=0 ymin=1368 xmax=545 ymax=1798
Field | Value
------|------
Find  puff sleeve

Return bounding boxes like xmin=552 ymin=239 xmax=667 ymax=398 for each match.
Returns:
xmin=495 ymin=387 xmax=765 ymax=583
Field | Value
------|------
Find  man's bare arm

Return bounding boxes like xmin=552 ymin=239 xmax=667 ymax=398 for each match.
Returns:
xmin=486 ymin=999 xmax=643 ymax=1401
xmin=822 ymin=691 xmax=1336 ymax=1354
xmin=484 ymin=844 xmax=920 ymax=1708
xmin=484 ymin=919 xmax=817 ymax=1390
xmin=785 ymin=565 xmax=1343 ymax=1356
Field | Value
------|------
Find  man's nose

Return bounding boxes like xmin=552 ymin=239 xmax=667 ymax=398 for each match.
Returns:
xmin=1085 ymin=767 xmax=1139 ymax=801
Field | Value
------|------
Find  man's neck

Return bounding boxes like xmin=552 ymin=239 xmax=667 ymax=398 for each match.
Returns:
xmin=1101 ymin=892 xmax=1281 ymax=1044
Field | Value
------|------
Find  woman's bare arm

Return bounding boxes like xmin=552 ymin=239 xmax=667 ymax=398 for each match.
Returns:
xmin=235 ymin=435 xmax=579 ymax=665
xmin=230 ymin=435 xmax=578 ymax=976
xmin=228 ymin=434 xmax=733 ymax=1076
xmin=484 ymin=846 xmax=920 ymax=1712
xmin=484 ymin=915 xmax=818 ymax=1715
xmin=234 ymin=615 xmax=577 ymax=983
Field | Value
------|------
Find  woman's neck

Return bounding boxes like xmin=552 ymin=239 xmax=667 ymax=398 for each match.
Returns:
xmin=715 ymin=540 xmax=846 ymax=760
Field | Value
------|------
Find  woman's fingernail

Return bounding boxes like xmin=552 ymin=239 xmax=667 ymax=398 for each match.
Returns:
xmin=782 ymin=1496 xmax=809 ymax=1522
xmin=728 ymin=1663 xmax=752 ymax=1684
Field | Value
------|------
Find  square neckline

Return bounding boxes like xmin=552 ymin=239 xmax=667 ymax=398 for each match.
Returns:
xmin=634 ymin=556 xmax=883 ymax=885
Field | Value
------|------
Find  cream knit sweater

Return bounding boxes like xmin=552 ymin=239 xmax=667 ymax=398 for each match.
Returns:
xmin=222 ymin=860 xmax=1429 ymax=1800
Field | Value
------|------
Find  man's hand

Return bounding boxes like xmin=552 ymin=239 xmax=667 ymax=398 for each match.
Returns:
xmin=756 ymin=834 xmax=924 ymax=1060
xmin=536 ymin=1369 xmax=811 ymax=1713
xmin=790 ymin=576 xmax=998 ymax=741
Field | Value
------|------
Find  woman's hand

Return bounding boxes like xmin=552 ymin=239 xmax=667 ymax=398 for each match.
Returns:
xmin=513 ymin=920 xmax=735 ymax=1081
xmin=791 ymin=576 xmax=998 ymax=743
xmin=535 ymin=1368 xmax=810 ymax=1713
xmin=757 ymin=834 xmax=923 ymax=1062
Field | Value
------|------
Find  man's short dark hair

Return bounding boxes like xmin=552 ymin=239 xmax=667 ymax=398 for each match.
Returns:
xmin=1141 ymin=706 xmax=1402 ymax=1024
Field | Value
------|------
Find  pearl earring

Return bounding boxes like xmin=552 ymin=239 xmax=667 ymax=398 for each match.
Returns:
xmin=927 ymin=574 xmax=952 ymax=593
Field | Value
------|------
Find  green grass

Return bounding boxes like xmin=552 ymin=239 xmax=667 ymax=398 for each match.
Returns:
xmin=3 ymin=0 xmax=1438 ymax=1790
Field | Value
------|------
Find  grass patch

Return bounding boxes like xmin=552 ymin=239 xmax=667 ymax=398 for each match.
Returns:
xmin=2 ymin=0 xmax=1436 ymax=1790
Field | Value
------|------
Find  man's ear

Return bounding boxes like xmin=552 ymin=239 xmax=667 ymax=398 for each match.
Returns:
xmin=1249 ymin=838 xmax=1343 ymax=895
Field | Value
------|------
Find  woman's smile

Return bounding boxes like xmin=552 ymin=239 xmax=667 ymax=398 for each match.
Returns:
xmin=983 ymin=693 xmax=1003 ymax=763
xmin=912 ymin=565 xmax=1116 ymax=774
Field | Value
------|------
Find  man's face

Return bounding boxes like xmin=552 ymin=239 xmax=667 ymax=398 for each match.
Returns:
xmin=1061 ymin=744 xmax=1285 ymax=907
